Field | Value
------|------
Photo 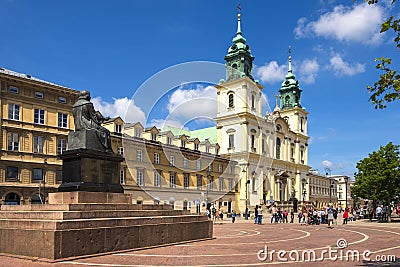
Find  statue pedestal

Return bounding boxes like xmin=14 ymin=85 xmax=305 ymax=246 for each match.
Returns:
xmin=58 ymin=149 xmax=124 ymax=193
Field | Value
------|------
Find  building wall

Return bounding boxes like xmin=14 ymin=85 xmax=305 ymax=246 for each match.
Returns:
xmin=308 ymin=172 xmax=338 ymax=209
xmin=0 ymin=69 xmax=79 ymax=204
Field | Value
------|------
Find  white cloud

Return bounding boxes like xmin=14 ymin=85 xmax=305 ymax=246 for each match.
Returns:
xmin=298 ymin=59 xmax=320 ymax=84
xmin=92 ymin=97 xmax=146 ymax=124
xmin=254 ymin=61 xmax=287 ymax=84
xmin=167 ymin=85 xmax=217 ymax=120
xmin=148 ymin=118 xmax=185 ymax=130
xmin=294 ymin=3 xmax=384 ymax=45
xmin=322 ymin=160 xmax=333 ymax=168
xmin=328 ymin=54 xmax=365 ymax=76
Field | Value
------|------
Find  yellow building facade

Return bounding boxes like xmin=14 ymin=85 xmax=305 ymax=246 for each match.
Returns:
xmin=0 ymin=68 xmax=79 ymax=204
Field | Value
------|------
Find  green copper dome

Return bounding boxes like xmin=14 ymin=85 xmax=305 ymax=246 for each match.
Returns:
xmin=224 ymin=13 xmax=254 ymax=81
xmin=279 ymin=53 xmax=302 ymax=109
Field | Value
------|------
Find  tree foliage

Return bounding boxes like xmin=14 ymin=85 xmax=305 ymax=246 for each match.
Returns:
xmin=365 ymin=0 xmax=400 ymax=109
xmin=353 ymin=142 xmax=400 ymax=204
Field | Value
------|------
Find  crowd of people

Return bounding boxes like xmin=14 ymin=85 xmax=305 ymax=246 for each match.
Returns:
xmin=204 ymin=201 xmax=400 ymax=225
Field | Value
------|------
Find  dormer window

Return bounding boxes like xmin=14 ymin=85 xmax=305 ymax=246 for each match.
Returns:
xmin=9 ymin=86 xmax=19 ymax=94
xmin=194 ymin=143 xmax=199 ymax=151
xmin=181 ymin=140 xmax=186 ymax=148
xmin=167 ymin=137 xmax=172 ymax=145
xmin=206 ymin=146 xmax=210 ymax=153
xmin=135 ymin=128 xmax=141 ymax=138
xmin=115 ymin=124 xmax=122 ymax=133
xmin=151 ymin=133 xmax=157 ymax=141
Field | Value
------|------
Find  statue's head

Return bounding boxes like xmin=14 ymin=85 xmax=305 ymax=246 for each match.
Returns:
xmin=79 ymin=90 xmax=91 ymax=101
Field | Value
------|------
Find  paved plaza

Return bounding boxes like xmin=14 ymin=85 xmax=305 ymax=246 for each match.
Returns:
xmin=1 ymin=217 xmax=400 ymax=267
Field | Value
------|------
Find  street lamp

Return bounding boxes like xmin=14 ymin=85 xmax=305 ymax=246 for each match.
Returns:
xmin=43 ymin=157 xmax=47 ymax=204
xmin=301 ymin=177 xmax=307 ymax=202
xmin=242 ymin=163 xmax=250 ymax=219
xmin=325 ymin=167 xmax=333 ymax=204
xmin=344 ymin=176 xmax=349 ymax=208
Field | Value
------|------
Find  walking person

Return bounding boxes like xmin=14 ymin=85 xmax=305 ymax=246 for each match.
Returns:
xmin=254 ymin=205 xmax=259 ymax=224
xmin=257 ymin=206 xmax=263 ymax=224
xmin=327 ymin=205 xmax=334 ymax=229
xmin=271 ymin=205 xmax=277 ymax=223
xmin=343 ymin=208 xmax=349 ymax=224
xmin=290 ymin=209 xmax=294 ymax=223
xmin=283 ymin=210 xmax=288 ymax=223
xmin=231 ymin=210 xmax=236 ymax=223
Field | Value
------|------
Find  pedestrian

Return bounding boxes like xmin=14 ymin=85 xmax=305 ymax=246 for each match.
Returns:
xmin=327 ymin=205 xmax=334 ymax=228
xmin=231 ymin=210 xmax=236 ymax=223
xmin=254 ymin=205 xmax=259 ymax=224
xmin=343 ymin=208 xmax=349 ymax=224
xmin=290 ymin=209 xmax=294 ymax=223
xmin=257 ymin=206 xmax=263 ymax=224
xmin=219 ymin=209 xmax=224 ymax=224
xmin=211 ymin=206 xmax=217 ymax=221
xmin=271 ymin=205 xmax=277 ymax=223
xmin=298 ymin=209 xmax=303 ymax=223
xmin=283 ymin=210 xmax=288 ymax=223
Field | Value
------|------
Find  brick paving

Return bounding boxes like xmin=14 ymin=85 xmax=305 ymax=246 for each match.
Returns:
xmin=1 ymin=217 xmax=400 ymax=267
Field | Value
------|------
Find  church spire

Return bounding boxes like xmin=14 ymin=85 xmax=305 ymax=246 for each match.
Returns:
xmin=279 ymin=46 xmax=302 ymax=110
xmin=224 ymin=9 xmax=254 ymax=82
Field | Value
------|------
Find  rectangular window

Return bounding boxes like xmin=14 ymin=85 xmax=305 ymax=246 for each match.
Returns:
xmin=35 ymin=92 xmax=44 ymax=99
xmin=196 ymin=175 xmax=202 ymax=190
xmin=184 ymin=173 xmax=189 ymax=189
xmin=151 ymin=133 xmax=157 ymax=141
xmin=137 ymin=150 xmax=142 ymax=162
xmin=181 ymin=140 xmax=186 ymax=148
xmin=207 ymin=177 xmax=213 ymax=191
xmin=251 ymin=135 xmax=255 ymax=149
xmin=169 ymin=173 xmax=176 ymax=188
xmin=262 ymin=138 xmax=265 ymax=153
xmin=56 ymin=170 xmax=63 ymax=183
xmin=183 ymin=158 xmax=188 ymax=169
xmin=228 ymin=165 xmax=233 ymax=174
xmin=58 ymin=113 xmax=68 ymax=128
xmin=120 ymin=169 xmax=125 ymax=184
xmin=137 ymin=170 xmax=144 ymax=186
xmin=154 ymin=171 xmax=161 ymax=187
xmin=167 ymin=137 xmax=172 ymax=145
xmin=8 ymin=103 xmax=20 ymax=120
xmin=154 ymin=153 xmax=159 ymax=164
xmin=58 ymin=96 xmax=67 ymax=104
xmin=33 ymin=168 xmax=43 ymax=181
xmin=229 ymin=134 xmax=234 ymax=148
xmin=115 ymin=124 xmax=122 ymax=133
xmin=194 ymin=143 xmax=199 ymax=150
xmin=218 ymin=164 xmax=223 ymax=173
xmin=118 ymin=147 xmax=124 ymax=156
xmin=228 ymin=179 xmax=233 ymax=191
xmin=34 ymin=109 xmax=45 ymax=124
xmin=33 ymin=135 xmax=44 ymax=153
xmin=6 ymin=166 xmax=18 ymax=181
xmin=9 ymin=86 xmax=19 ymax=94
xmin=7 ymin=132 xmax=19 ymax=151
xmin=169 ymin=155 xmax=174 ymax=166
xmin=206 ymin=146 xmax=210 ymax=153
xmin=196 ymin=160 xmax=201 ymax=170
xmin=216 ymin=148 xmax=219 ymax=155
xmin=57 ymin=138 xmax=67 ymax=154
xmin=219 ymin=178 xmax=224 ymax=191
xmin=135 ymin=128 xmax=141 ymax=137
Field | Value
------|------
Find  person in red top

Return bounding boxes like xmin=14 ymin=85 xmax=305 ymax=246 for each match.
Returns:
xmin=343 ymin=208 xmax=349 ymax=224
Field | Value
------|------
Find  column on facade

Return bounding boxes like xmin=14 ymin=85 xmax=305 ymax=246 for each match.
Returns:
xmin=295 ymin=171 xmax=302 ymax=201
xmin=258 ymin=168 xmax=264 ymax=204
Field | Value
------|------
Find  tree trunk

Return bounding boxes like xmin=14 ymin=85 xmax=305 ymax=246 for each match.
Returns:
xmin=388 ymin=198 xmax=392 ymax=223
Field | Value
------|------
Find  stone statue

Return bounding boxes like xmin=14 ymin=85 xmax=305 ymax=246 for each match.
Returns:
xmin=69 ymin=90 xmax=112 ymax=153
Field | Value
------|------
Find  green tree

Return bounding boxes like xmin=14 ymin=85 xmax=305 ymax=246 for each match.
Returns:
xmin=365 ymin=0 xmax=400 ymax=109
xmin=353 ymin=142 xmax=400 ymax=222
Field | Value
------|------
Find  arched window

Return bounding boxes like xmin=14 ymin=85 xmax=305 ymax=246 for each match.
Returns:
xmin=228 ymin=94 xmax=234 ymax=108
xmin=276 ymin=138 xmax=281 ymax=159
xmin=285 ymin=95 xmax=290 ymax=107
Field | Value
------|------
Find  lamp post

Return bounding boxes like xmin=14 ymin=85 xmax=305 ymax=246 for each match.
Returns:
xmin=242 ymin=163 xmax=250 ymax=219
xmin=43 ymin=157 xmax=47 ymax=204
xmin=325 ymin=167 xmax=332 ymax=204
xmin=301 ymin=177 xmax=307 ymax=203
xmin=344 ymin=176 xmax=349 ymax=209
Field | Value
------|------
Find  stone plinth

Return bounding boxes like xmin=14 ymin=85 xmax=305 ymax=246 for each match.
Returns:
xmin=58 ymin=149 xmax=124 ymax=193
xmin=48 ymin=191 xmax=132 ymax=204
xmin=0 ymin=202 xmax=213 ymax=260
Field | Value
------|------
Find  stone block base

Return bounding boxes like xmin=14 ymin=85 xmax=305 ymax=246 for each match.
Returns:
xmin=48 ymin=191 xmax=132 ymax=204
xmin=0 ymin=202 xmax=213 ymax=260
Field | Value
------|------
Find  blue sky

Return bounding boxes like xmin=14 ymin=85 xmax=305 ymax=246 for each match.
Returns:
xmin=1 ymin=0 xmax=399 ymax=178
